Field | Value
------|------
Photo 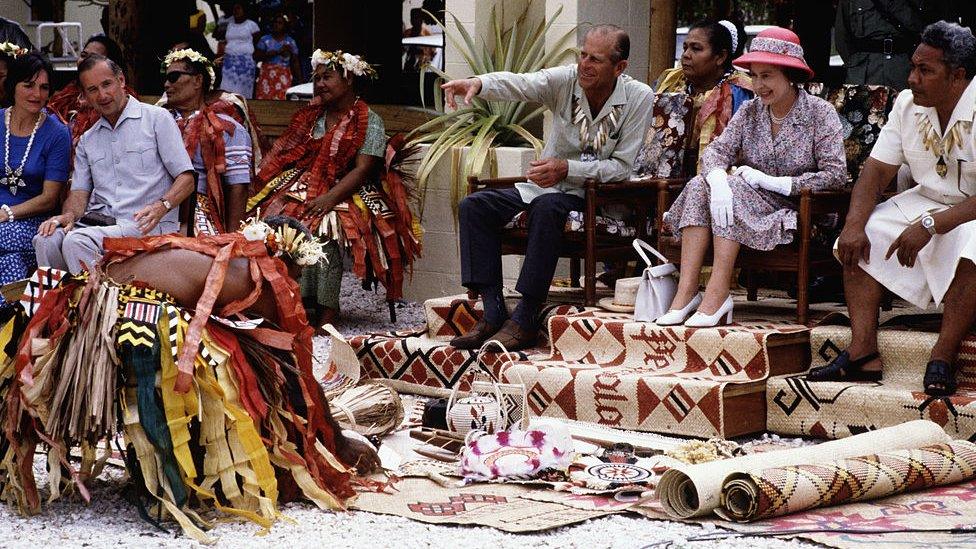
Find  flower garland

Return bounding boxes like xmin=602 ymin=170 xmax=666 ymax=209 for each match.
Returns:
xmin=310 ymin=49 xmax=377 ymax=79
xmin=239 ymin=213 xmax=328 ymax=266
xmin=162 ymin=48 xmax=216 ymax=90
xmin=0 ymin=42 xmax=27 ymax=59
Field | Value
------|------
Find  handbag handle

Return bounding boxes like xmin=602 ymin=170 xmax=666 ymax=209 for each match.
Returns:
xmin=446 ymin=340 xmax=510 ymax=429
xmin=633 ymin=238 xmax=669 ymax=267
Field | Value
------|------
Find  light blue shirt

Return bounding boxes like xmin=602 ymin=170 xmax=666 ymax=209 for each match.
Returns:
xmin=477 ymin=65 xmax=654 ymax=203
xmin=73 ymin=96 xmax=193 ymax=231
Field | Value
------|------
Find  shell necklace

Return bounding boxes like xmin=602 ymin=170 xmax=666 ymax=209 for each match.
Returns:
xmin=916 ymin=112 xmax=968 ymax=178
xmin=2 ymin=108 xmax=43 ymax=196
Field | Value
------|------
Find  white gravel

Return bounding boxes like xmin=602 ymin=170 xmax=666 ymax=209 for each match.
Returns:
xmin=0 ymin=271 xmax=818 ymax=548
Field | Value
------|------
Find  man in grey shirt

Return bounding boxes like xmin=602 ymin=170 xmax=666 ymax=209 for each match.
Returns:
xmin=34 ymin=55 xmax=195 ymax=274
xmin=443 ymin=24 xmax=653 ymax=351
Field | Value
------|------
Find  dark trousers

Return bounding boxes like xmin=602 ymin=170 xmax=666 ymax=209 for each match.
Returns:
xmin=459 ymin=187 xmax=584 ymax=302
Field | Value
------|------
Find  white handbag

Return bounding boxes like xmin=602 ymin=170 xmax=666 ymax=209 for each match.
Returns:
xmin=632 ymin=239 xmax=678 ymax=322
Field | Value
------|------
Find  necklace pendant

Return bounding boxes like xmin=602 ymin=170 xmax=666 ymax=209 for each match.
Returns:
xmin=936 ymin=156 xmax=948 ymax=178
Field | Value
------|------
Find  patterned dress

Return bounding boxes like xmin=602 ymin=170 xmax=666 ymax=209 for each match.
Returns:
xmin=666 ymin=89 xmax=847 ymax=250
xmin=0 ymin=112 xmax=70 ymax=307
xmin=220 ymin=19 xmax=260 ymax=98
xmin=255 ymin=34 xmax=298 ymax=100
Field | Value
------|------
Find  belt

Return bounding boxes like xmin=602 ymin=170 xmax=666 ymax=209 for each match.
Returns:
xmin=917 ymin=185 xmax=967 ymax=206
xmin=850 ymin=37 xmax=917 ymax=55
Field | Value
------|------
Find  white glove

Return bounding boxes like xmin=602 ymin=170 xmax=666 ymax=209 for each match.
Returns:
xmin=733 ymin=165 xmax=793 ymax=196
xmin=705 ymin=168 xmax=733 ymax=229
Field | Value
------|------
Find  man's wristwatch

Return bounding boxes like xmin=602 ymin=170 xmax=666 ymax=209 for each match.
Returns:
xmin=921 ymin=214 xmax=937 ymax=236
xmin=159 ymin=198 xmax=173 ymax=211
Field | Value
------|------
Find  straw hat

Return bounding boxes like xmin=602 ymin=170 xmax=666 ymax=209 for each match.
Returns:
xmin=597 ymin=276 xmax=640 ymax=313
xmin=732 ymin=27 xmax=814 ymax=81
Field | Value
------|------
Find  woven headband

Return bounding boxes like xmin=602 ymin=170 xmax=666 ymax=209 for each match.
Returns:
xmin=749 ymin=36 xmax=805 ymax=60
xmin=718 ymin=20 xmax=738 ymax=54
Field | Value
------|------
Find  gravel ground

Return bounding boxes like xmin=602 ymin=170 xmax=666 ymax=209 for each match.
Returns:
xmin=0 ymin=271 xmax=818 ymax=549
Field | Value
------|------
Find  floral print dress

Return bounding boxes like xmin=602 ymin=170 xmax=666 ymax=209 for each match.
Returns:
xmin=665 ymin=89 xmax=847 ymax=250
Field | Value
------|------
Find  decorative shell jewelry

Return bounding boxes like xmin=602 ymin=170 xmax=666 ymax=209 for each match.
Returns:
xmin=239 ymin=213 xmax=328 ymax=266
xmin=0 ymin=42 xmax=28 ymax=59
xmin=572 ymin=95 xmax=622 ymax=162
xmin=916 ymin=112 xmax=968 ymax=179
xmin=2 ymin=108 xmax=43 ymax=196
xmin=310 ymin=49 xmax=377 ymax=79
xmin=162 ymin=48 xmax=216 ymax=90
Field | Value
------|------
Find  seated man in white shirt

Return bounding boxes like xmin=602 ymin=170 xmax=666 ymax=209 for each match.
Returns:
xmin=810 ymin=21 xmax=976 ymax=396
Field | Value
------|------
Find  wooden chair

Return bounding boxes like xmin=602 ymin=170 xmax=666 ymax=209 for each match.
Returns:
xmin=655 ymin=84 xmax=897 ymax=325
xmin=466 ymin=92 xmax=695 ymax=305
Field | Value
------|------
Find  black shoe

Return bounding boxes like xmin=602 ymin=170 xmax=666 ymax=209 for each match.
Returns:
xmin=807 ymin=350 xmax=882 ymax=382
xmin=923 ymin=359 xmax=958 ymax=396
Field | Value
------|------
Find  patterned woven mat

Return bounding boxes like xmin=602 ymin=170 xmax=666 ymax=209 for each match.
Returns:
xmin=768 ymin=325 xmax=976 ymax=439
xmin=637 ymin=478 xmax=976 ymax=548
xmin=353 ymin=297 xmax=810 ymax=437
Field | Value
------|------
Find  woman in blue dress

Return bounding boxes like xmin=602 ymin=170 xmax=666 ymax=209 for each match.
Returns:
xmin=0 ymin=53 xmax=69 ymax=305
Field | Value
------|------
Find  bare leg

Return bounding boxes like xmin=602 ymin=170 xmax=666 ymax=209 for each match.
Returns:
xmin=670 ymin=226 xmax=710 ymax=310
xmin=699 ymin=235 xmax=740 ymax=314
xmin=844 ymin=264 xmax=884 ymax=372
xmin=928 ymin=259 xmax=976 ymax=390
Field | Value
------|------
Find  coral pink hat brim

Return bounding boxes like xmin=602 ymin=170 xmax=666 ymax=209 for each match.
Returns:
xmin=733 ymin=50 xmax=815 ymax=80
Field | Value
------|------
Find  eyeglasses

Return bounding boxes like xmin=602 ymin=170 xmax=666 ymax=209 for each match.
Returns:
xmin=164 ymin=71 xmax=195 ymax=84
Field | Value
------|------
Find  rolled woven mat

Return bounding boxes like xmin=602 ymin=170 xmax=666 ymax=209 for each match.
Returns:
xmin=717 ymin=440 xmax=976 ymax=522
xmin=656 ymin=420 xmax=950 ymax=518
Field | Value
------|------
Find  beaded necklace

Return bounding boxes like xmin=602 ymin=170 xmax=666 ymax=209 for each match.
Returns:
xmin=1 ymin=108 xmax=43 ymax=195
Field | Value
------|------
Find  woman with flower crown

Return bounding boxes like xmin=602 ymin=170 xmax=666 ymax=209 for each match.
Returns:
xmin=249 ymin=49 xmax=421 ymax=328
xmin=0 ymin=215 xmax=379 ymax=541
xmin=161 ymin=48 xmax=252 ymax=235
xmin=0 ymin=52 xmax=69 ymax=307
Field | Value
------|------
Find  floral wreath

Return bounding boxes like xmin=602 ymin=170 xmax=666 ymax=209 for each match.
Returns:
xmin=162 ymin=48 xmax=216 ymax=90
xmin=310 ymin=49 xmax=377 ymax=79
xmin=0 ymin=42 xmax=28 ymax=59
xmin=239 ymin=213 xmax=327 ymax=266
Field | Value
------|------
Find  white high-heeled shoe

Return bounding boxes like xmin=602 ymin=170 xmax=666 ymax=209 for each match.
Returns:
xmin=655 ymin=293 xmax=703 ymax=325
xmin=685 ymin=295 xmax=734 ymax=328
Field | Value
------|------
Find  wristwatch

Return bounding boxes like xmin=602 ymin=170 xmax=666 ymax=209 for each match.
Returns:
xmin=159 ymin=197 xmax=173 ymax=211
xmin=921 ymin=213 xmax=937 ymax=236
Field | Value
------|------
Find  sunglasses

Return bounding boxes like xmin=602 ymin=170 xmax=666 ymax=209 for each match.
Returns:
xmin=164 ymin=71 xmax=196 ymax=84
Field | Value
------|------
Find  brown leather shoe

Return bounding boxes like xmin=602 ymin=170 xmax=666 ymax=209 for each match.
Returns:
xmin=485 ymin=319 xmax=538 ymax=352
xmin=450 ymin=319 xmax=501 ymax=349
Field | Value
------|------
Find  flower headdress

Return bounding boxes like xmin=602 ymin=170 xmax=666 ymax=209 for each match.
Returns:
xmin=310 ymin=49 xmax=377 ymax=79
xmin=239 ymin=213 xmax=328 ymax=266
xmin=162 ymin=48 xmax=216 ymax=90
xmin=0 ymin=42 xmax=28 ymax=59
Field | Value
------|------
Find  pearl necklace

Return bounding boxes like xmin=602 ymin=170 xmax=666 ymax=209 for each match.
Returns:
xmin=2 ymin=108 xmax=43 ymax=196
xmin=769 ymin=94 xmax=798 ymax=125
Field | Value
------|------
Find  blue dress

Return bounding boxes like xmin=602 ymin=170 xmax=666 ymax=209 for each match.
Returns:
xmin=0 ymin=110 xmax=70 ymax=306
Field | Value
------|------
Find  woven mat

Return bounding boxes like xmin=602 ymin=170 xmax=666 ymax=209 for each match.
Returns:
xmin=351 ymin=476 xmax=615 ymax=532
xmin=768 ymin=325 xmax=976 ymax=439
xmin=718 ymin=440 xmax=976 ymax=521
xmin=636 ymin=478 xmax=976 ymax=548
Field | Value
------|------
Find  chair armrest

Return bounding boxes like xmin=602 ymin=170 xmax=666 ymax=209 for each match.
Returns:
xmin=467 ymin=175 xmax=524 ymax=194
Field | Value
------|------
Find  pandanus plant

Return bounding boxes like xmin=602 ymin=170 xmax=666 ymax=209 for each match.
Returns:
xmin=407 ymin=4 xmax=576 ymax=218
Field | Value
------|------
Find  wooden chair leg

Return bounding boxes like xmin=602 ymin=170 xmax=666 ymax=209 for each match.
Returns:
xmin=746 ymin=270 xmax=758 ymax=301
xmin=881 ymin=290 xmax=894 ymax=311
xmin=797 ymin=191 xmax=812 ymax=326
xmin=570 ymin=258 xmax=581 ymax=288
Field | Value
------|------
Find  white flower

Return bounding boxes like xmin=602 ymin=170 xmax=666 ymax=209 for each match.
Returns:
xmin=242 ymin=221 xmax=272 ymax=242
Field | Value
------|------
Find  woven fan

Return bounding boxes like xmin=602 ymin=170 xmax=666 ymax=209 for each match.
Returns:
xmin=329 ymin=381 xmax=405 ymax=437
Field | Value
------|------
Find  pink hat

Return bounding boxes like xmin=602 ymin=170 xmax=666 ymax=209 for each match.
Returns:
xmin=732 ymin=27 xmax=814 ymax=80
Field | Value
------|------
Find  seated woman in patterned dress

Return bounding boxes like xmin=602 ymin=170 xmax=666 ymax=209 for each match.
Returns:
xmin=655 ymin=19 xmax=753 ymax=168
xmin=248 ymin=50 xmax=420 ymax=329
xmin=0 ymin=53 xmax=69 ymax=307
xmin=658 ymin=27 xmax=846 ymax=327
xmin=161 ymin=49 xmax=252 ymax=235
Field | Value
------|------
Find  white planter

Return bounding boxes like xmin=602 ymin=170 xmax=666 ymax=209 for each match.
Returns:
xmin=404 ymin=144 xmax=537 ymax=302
